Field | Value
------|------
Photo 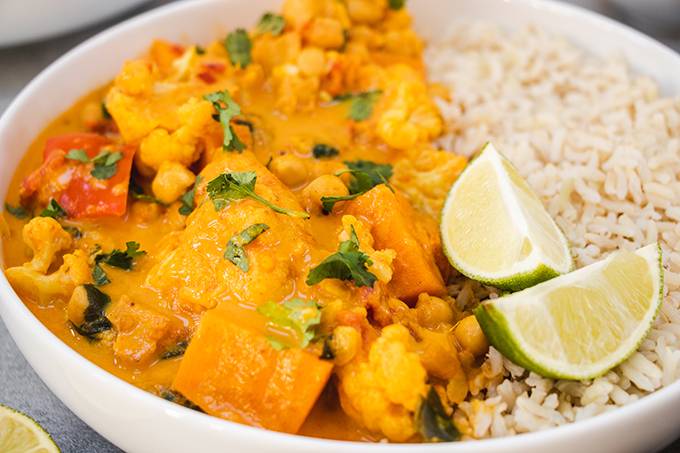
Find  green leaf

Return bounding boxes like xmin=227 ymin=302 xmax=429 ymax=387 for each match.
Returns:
xmin=4 ymin=203 xmax=30 ymax=219
xmin=312 ymin=143 xmax=339 ymax=159
xmin=257 ymin=298 xmax=321 ymax=349
xmin=225 ymin=29 xmax=252 ymax=68
xmin=320 ymin=160 xmax=393 ymax=213
xmin=306 ymin=226 xmax=377 ymax=287
xmin=101 ymin=102 xmax=112 ymax=120
xmin=94 ymin=241 xmax=146 ymax=285
xmin=40 ymin=199 xmax=67 ymax=219
xmin=256 ymin=12 xmax=286 ymax=36
xmin=388 ymin=0 xmax=405 ymax=10
xmin=178 ymin=175 xmax=202 ymax=215
xmin=130 ymin=179 xmax=166 ymax=205
xmin=65 ymin=149 xmax=90 ymax=162
xmin=195 ymin=45 xmax=206 ymax=55
xmin=90 ymin=150 xmax=123 ymax=180
xmin=224 ymin=223 xmax=270 ymax=271
xmin=416 ymin=387 xmax=459 ymax=442
xmin=335 ymin=90 xmax=382 ymax=121
xmin=206 ymin=172 xmax=310 ymax=218
xmin=92 ymin=263 xmax=110 ymax=286
xmin=161 ymin=340 xmax=189 ymax=359
xmin=63 ymin=225 xmax=82 ymax=238
xmin=204 ymin=90 xmax=245 ymax=152
xmin=71 ymin=284 xmax=113 ymax=340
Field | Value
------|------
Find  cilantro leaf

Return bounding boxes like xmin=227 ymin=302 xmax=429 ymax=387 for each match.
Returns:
xmin=207 ymin=172 xmax=310 ymax=218
xmin=224 ymin=223 xmax=270 ymax=271
xmin=40 ymin=199 xmax=67 ymax=219
xmin=256 ymin=12 xmax=286 ymax=36
xmin=92 ymin=241 xmax=146 ymax=285
xmin=195 ymin=45 xmax=206 ymax=55
xmin=65 ymin=149 xmax=90 ymax=162
xmin=320 ymin=160 xmax=393 ymax=213
xmin=335 ymin=90 xmax=382 ymax=121
xmin=257 ymin=298 xmax=321 ymax=349
xmin=63 ymin=225 xmax=82 ymax=238
xmin=312 ymin=143 xmax=339 ymax=159
xmin=416 ymin=387 xmax=459 ymax=442
xmin=71 ymin=284 xmax=113 ymax=340
xmin=130 ymin=179 xmax=166 ymax=205
xmin=204 ymin=90 xmax=246 ymax=152
xmin=101 ymin=102 xmax=112 ymax=120
xmin=4 ymin=202 xmax=30 ymax=219
xmin=225 ymin=29 xmax=252 ymax=68
xmin=388 ymin=0 xmax=406 ymax=10
xmin=306 ymin=226 xmax=376 ymax=287
xmin=161 ymin=340 xmax=189 ymax=359
xmin=178 ymin=175 xmax=202 ymax=216
xmin=90 ymin=150 xmax=123 ymax=180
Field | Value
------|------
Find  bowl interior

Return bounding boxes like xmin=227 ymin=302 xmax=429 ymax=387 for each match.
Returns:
xmin=1 ymin=1 xmax=680 ymax=452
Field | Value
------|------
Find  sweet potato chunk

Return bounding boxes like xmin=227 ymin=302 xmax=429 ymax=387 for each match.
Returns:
xmin=173 ymin=309 xmax=333 ymax=433
xmin=345 ymin=184 xmax=446 ymax=302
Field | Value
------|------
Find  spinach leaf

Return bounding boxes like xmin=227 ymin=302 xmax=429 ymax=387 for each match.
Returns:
xmin=178 ymin=175 xmax=202 ymax=215
xmin=159 ymin=389 xmax=203 ymax=411
xmin=256 ymin=12 xmax=285 ymax=36
xmin=92 ymin=263 xmax=110 ymax=286
xmin=306 ymin=226 xmax=376 ymax=287
xmin=207 ymin=171 xmax=309 ymax=218
xmin=39 ymin=199 xmax=67 ymax=219
xmin=225 ymin=29 xmax=252 ymax=68
xmin=71 ymin=284 xmax=113 ymax=340
xmin=416 ymin=387 xmax=459 ymax=442
xmin=257 ymin=298 xmax=321 ymax=349
xmin=312 ymin=144 xmax=339 ymax=159
xmin=335 ymin=90 xmax=382 ymax=121
xmin=161 ymin=340 xmax=189 ymax=359
xmin=321 ymin=160 xmax=393 ymax=213
xmin=204 ymin=90 xmax=245 ymax=152
xmin=224 ymin=223 xmax=270 ymax=271
xmin=101 ymin=102 xmax=112 ymax=119
xmin=4 ymin=202 xmax=30 ymax=219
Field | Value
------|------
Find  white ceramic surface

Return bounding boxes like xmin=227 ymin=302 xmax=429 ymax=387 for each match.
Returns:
xmin=1 ymin=1 xmax=680 ymax=452
xmin=0 ymin=0 xmax=150 ymax=47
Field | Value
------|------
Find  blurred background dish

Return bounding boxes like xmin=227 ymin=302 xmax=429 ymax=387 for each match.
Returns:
xmin=0 ymin=0 xmax=151 ymax=47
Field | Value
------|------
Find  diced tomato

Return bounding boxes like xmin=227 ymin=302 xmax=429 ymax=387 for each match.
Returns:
xmin=21 ymin=133 xmax=135 ymax=219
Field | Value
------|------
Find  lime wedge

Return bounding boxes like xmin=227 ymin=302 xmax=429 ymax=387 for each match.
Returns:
xmin=440 ymin=142 xmax=572 ymax=290
xmin=474 ymin=244 xmax=663 ymax=380
xmin=0 ymin=404 xmax=59 ymax=453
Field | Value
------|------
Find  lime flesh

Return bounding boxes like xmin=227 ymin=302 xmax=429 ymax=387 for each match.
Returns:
xmin=0 ymin=404 xmax=59 ymax=453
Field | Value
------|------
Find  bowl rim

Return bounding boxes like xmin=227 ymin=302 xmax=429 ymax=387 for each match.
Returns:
xmin=1 ymin=0 xmax=679 ymax=451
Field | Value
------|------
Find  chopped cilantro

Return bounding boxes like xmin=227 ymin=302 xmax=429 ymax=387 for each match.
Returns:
xmin=178 ymin=175 xmax=202 ymax=216
xmin=255 ymin=12 xmax=286 ymax=36
xmin=63 ymin=225 xmax=82 ymax=238
xmin=321 ymin=160 xmax=393 ymax=212
xmin=195 ymin=45 xmax=205 ymax=55
xmin=204 ymin=90 xmax=245 ymax=152
xmin=224 ymin=223 xmax=270 ymax=271
xmin=207 ymin=171 xmax=310 ymax=218
xmin=66 ymin=148 xmax=124 ymax=180
xmin=416 ymin=387 xmax=459 ymax=442
xmin=388 ymin=0 xmax=405 ymax=10
xmin=92 ymin=241 xmax=146 ymax=285
xmin=257 ymin=298 xmax=321 ymax=349
xmin=40 ymin=199 xmax=67 ymax=219
xmin=306 ymin=226 xmax=376 ymax=287
xmin=71 ymin=284 xmax=113 ymax=340
xmin=225 ymin=29 xmax=252 ymax=68
xmin=101 ymin=102 xmax=112 ymax=120
xmin=335 ymin=90 xmax=382 ymax=121
xmin=65 ymin=149 xmax=89 ymax=162
xmin=4 ymin=202 xmax=30 ymax=219
xmin=130 ymin=180 xmax=165 ymax=205
xmin=312 ymin=144 xmax=339 ymax=159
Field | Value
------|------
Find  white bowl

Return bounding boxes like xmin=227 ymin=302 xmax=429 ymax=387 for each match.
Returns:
xmin=1 ymin=1 xmax=680 ymax=452
xmin=0 ymin=0 xmax=152 ymax=48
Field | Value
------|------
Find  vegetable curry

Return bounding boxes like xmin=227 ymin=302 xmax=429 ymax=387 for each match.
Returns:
xmin=1 ymin=0 xmax=491 ymax=443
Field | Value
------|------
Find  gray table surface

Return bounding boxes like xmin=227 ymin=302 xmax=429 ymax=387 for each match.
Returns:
xmin=0 ymin=1 xmax=679 ymax=452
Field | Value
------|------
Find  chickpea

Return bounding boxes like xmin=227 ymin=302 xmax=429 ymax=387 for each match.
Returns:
xmin=302 ymin=174 xmax=348 ymax=212
xmin=453 ymin=315 xmax=489 ymax=357
xmin=151 ymin=161 xmax=196 ymax=204
xmin=297 ymin=47 xmax=326 ymax=77
xmin=81 ymin=101 xmax=103 ymax=129
xmin=67 ymin=285 xmax=89 ymax=326
xmin=303 ymin=17 xmax=345 ymax=49
xmin=415 ymin=294 xmax=454 ymax=328
xmin=269 ymin=154 xmax=310 ymax=188
xmin=130 ymin=201 xmax=163 ymax=223
xmin=346 ymin=0 xmax=386 ymax=24
xmin=330 ymin=325 xmax=361 ymax=366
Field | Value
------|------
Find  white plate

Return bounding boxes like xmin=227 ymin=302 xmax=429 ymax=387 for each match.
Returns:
xmin=1 ymin=1 xmax=680 ymax=452
xmin=0 ymin=0 xmax=150 ymax=47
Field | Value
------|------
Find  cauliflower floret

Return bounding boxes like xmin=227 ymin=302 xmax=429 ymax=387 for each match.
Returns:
xmin=21 ymin=217 xmax=72 ymax=273
xmin=272 ymin=64 xmax=320 ymax=114
xmin=337 ymin=324 xmax=427 ymax=441
xmin=114 ymin=60 xmax=157 ymax=96
xmin=392 ymin=146 xmax=467 ymax=216
xmin=6 ymin=250 xmax=91 ymax=306
xmin=152 ymin=161 xmax=196 ymax=204
xmin=137 ymin=97 xmax=214 ymax=173
xmin=376 ymin=65 xmax=442 ymax=150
